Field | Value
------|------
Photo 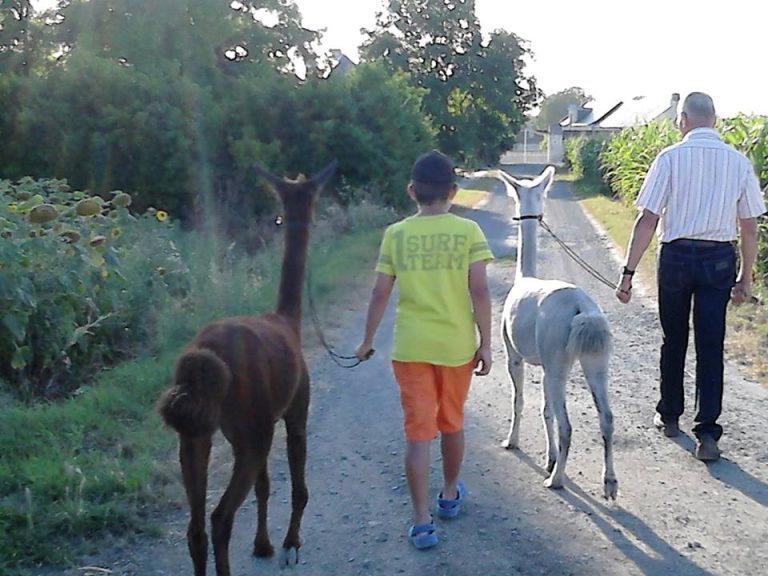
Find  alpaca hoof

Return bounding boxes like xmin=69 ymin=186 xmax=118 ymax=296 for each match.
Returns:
xmin=279 ymin=545 xmax=299 ymax=568
xmin=253 ymin=540 xmax=274 ymax=558
xmin=501 ymin=436 xmax=518 ymax=450
xmin=544 ymin=475 xmax=563 ymax=490
xmin=603 ymin=477 xmax=618 ymax=500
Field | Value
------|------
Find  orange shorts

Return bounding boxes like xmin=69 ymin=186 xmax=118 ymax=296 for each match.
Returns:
xmin=391 ymin=360 xmax=475 ymax=442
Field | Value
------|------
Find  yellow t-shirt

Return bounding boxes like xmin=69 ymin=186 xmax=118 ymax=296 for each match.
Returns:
xmin=375 ymin=212 xmax=493 ymax=366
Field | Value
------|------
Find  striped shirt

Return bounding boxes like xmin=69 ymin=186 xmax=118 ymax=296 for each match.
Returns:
xmin=635 ymin=128 xmax=766 ymax=242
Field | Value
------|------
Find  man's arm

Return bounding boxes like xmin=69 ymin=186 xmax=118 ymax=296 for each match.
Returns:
xmin=616 ymin=209 xmax=659 ymax=304
xmin=732 ymin=217 xmax=759 ymax=305
xmin=469 ymin=260 xmax=492 ymax=375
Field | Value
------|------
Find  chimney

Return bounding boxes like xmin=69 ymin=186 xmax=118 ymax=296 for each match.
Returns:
xmin=567 ymin=104 xmax=579 ymax=126
xmin=670 ymin=93 xmax=681 ymax=120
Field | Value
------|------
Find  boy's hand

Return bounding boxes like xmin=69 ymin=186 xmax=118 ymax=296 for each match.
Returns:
xmin=473 ymin=345 xmax=492 ymax=376
xmin=355 ymin=342 xmax=375 ymax=362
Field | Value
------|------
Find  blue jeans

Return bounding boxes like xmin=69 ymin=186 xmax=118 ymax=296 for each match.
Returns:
xmin=656 ymin=240 xmax=736 ymax=441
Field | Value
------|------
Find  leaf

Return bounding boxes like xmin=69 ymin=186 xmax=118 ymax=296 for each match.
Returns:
xmin=10 ymin=346 xmax=32 ymax=371
xmin=15 ymin=287 xmax=37 ymax=308
xmin=3 ymin=314 xmax=27 ymax=342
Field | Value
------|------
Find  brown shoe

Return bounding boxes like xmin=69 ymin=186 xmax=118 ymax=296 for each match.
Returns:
xmin=653 ymin=413 xmax=679 ymax=438
xmin=695 ymin=436 xmax=721 ymax=462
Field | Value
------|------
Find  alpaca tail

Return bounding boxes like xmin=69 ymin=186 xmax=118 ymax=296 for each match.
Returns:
xmin=566 ymin=312 xmax=612 ymax=357
xmin=157 ymin=348 xmax=231 ymax=437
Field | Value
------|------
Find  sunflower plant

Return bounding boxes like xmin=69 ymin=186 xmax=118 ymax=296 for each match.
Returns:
xmin=0 ymin=178 xmax=186 ymax=400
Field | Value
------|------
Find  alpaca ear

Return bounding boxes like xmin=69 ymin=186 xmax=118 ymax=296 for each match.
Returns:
xmin=251 ymin=163 xmax=284 ymax=190
xmin=310 ymin=160 xmax=338 ymax=189
xmin=541 ymin=164 xmax=555 ymax=196
xmin=496 ymin=170 xmax=523 ymax=197
xmin=535 ymin=165 xmax=556 ymax=197
xmin=497 ymin=170 xmax=523 ymax=188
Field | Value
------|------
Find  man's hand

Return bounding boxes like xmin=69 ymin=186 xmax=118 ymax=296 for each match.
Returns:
xmin=615 ymin=275 xmax=632 ymax=304
xmin=730 ymin=278 xmax=752 ymax=305
xmin=474 ymin=345 xmax=492 ymax=376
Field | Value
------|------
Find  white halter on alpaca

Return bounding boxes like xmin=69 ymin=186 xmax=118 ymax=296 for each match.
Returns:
xmin=468 ymin=166 xmax=618 ymax=499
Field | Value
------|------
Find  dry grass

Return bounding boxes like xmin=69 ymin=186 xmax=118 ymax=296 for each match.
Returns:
xmin=454 ymin=187 xmax=491 ymax=209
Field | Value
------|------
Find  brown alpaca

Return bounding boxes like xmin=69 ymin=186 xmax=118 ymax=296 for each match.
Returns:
xmin=157 ymin=161 xmax=337 ymax=576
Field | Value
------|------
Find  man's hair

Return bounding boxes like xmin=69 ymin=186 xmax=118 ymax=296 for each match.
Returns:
xmin=410 ymin=149 xmax=457 ymax=205
xmin=682 ymin=92 xmax=716 ymax=120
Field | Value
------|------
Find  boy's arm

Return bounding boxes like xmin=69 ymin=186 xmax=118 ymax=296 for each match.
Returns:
xmin=355 ymin=272 xmax=395 ymax=360
xmin=469 ymin=260 xmax=492 ymax=375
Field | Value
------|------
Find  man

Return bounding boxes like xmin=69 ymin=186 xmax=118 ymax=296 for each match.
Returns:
xmin=615 ymin=92 xmax=766 ymax=462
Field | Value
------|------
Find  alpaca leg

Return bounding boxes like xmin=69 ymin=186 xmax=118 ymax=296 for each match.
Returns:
xmin=581 ymin=356 xmax=618 ymax=499
xmin=501 ymin=325 xmax=525 ymax=449
xmin=281 ymin=384 xmax=309 ymax=566
xmin=179 ymin=435 xmax=212 ymax=576
xmin=540 ymin=374 xmax=558 ymax=474
xmin=211 ymin=447 xmax=267 ymax=576
xmin=543 ymin=374 xmax=571 ymax=489
xmin=252 ymin=465 xmax=274 ymax=558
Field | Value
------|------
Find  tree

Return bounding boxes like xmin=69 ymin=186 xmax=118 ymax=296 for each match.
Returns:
xmin=359 ymin=0 xmax=540 ymax=163
xmin=534 ymin=86 xmax=592 ymax=130
xmin=46 ymin=0 xmax=320 ymax=81
xmin=0 ymin=0 xmax=43 ymax=74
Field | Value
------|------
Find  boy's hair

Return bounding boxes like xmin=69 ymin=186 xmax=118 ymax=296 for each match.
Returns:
xmin=410 ymin=150 xmax=457 ymax=205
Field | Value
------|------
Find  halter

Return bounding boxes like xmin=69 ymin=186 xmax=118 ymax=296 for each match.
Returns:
xmin=512 ymin=214 xmax=543 ymax=221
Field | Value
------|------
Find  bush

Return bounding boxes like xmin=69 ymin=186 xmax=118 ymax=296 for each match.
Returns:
xmin=564 ymin=136 xmax=611 ymax=194
xmin=0 ymin=178 xmax=186 ymax=400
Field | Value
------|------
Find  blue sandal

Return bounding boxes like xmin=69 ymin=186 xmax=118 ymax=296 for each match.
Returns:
xmin=436 ymin=481 xmax=466 ymax=519
xmin=408 ymin=520 xmax=438 ymax=549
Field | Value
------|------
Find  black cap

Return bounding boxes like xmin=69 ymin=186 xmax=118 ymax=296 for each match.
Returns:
xmin=410 ymin=150 xmax=456 ymax=185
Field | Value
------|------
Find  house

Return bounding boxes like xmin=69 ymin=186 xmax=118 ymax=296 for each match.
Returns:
xmin=534 ymin=93 xmax=680 ymax=164
xmin=328 ymin=49 xmax=357 ymax=77
xmin=560 ymin=92 xmax=680 ymax=136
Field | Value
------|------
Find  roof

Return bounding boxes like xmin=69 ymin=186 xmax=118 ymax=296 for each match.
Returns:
xmin=329 ymin=49 xmax=357 ymax=76
xmin=561 ymin=93 xmax=679 ymax=130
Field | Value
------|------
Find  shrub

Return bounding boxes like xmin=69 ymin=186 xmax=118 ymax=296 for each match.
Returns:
xmin=0 ymin=178 xmax=186 ymax=400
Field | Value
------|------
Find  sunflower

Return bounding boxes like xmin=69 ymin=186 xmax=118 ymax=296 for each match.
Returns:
xmin=156 ymin=210 xmax=168 ymax=222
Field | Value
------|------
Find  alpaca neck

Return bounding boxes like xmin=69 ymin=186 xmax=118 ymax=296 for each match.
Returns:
xmin=276 ymin=222 xmax=310 ymax=336
xmin=516 ymin=219 xmax=539 ymax=278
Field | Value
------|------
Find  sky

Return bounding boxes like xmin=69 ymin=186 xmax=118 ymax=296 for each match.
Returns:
xmin=296 ymin=0 xmax=767 ymax=118
xmin=32 ymin=0 xmax=767 ymax=118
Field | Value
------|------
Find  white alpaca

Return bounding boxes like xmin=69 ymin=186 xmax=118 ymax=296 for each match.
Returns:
xmin=468 ymin=166 xmax=617 ymax=499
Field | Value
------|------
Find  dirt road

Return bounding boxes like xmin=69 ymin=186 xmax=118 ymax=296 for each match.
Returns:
xmin=49 ymin=166 xmax=768 ymax=576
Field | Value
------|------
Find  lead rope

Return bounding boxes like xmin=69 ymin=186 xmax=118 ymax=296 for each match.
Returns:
xmin=305 ymin=260 xmax=373 ymax=368
xmin=533 ymin=217 xmax=618 ymax=291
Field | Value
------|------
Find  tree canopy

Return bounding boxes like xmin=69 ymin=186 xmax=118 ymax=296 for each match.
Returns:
xmin=359 ymin=0 xmax=540 ymax=164
xmin=1 ymin=0 xmax=547 ymax=226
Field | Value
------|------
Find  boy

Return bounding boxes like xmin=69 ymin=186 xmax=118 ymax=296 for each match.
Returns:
xmin=355 ymin=149 xmax=493 ymax=549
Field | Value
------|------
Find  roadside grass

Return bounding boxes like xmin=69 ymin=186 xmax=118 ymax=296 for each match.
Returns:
xmin=570 ymin=176 xmax=768 ymax=386
xmin=0 ymin=217 xmax=386 ymax=574
xmin=454 ymin=187 xmax=490 ymax=208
